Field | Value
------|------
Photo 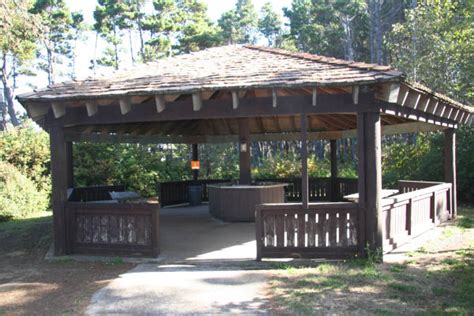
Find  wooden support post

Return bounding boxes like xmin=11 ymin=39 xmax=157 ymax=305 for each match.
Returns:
xmin=192 ymin=143 xmax=199 ymax=182
xmin=239 ymin=118 xmax=251 ymax=185
xmin=357 ymin=111 xmax=383 ymax=255
xmin=444 ymin=128 xmax=457 ymax=218
xmin=50 ymin=126 xmax=69 ymax=255
xmin=330 ymin=139 xmax=338 ymax=201
xmin=365 ymin=112 xmax=383 ymax=252
xmin=66 ymin=141 xmax=74 ymax=188
xmin=301 ymin=113 xmax=309 ymax=209
xmin=357 ymin=114 xmax=366 ymax=255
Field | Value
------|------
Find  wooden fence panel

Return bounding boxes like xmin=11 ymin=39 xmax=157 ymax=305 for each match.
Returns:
xmin=256 ymin=202 xmax=360 ymax=260
xmin=66 ymin=202 xmax=160 ymax=257
xmin=382 ymin=181 xmax=452 ymax=252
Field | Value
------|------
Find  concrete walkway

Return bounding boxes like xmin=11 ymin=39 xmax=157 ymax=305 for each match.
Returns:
xmin=87 ymin=205 xmax=271 ymax=315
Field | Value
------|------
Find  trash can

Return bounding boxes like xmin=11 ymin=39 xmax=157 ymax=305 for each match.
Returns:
xmin=188 ymin=185 xmax=202 ymax=206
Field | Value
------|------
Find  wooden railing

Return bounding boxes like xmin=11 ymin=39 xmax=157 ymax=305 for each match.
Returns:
xmin=68 ymin=185 xmax=125 ymax=202
xmin=382 ymin=181 xmax=452 ymax=251
xmin=158 ymin=179 xmax=231 ymax=206
xmin=256 ymin=202 xmax=360 ymax=260
xmin=66 ymin=202 xmax=160 ymax=257
xmin=257 ymin=177 xmax=358 ymax=202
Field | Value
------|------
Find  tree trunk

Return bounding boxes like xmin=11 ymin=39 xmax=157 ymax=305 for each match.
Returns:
xmin=128 ymin=30 xmax=135 ymax=66
xmin=1 ymin=54 xmax=19 ymax=127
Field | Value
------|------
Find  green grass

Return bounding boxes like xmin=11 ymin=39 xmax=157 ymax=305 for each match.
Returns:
xmin=269 ymin=206 xmax=474 ymax=315
xmin=0 ymin=211 xmax=52 ymax=253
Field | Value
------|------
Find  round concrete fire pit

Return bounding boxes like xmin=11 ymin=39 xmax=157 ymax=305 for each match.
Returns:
xmin=208 ymin=183 xmax=287 ymax=222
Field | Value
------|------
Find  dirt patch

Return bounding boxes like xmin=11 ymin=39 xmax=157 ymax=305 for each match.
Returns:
xmin=0 ymin=214 xmax=133 ymax=316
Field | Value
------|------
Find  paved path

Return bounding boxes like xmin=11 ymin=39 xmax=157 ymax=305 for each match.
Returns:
xmin=86 ymin=264 xmax=270 ymax=315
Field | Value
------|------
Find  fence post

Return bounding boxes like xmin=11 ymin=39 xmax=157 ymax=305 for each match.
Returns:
xmin=255 ymin=205 xmax=263 ymax=261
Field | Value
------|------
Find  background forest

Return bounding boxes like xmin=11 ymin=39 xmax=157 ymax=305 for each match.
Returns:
xmin=0 ymin=0 xmax=472 ymax=220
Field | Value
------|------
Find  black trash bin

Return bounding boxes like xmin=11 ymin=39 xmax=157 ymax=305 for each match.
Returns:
xmin=188 ymin=185 xmax=202 ymax=206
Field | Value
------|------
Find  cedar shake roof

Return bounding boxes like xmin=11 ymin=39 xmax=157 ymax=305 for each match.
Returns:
xmin=18 ymin=45 xmax=403 ymax=102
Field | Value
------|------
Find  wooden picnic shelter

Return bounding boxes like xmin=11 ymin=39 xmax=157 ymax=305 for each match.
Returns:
xmin=17 ymin=45 xmax=473 ymax=259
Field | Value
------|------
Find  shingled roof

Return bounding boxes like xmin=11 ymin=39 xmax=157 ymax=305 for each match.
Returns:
xmin=18 ymin=45 xmax=403 ymax=102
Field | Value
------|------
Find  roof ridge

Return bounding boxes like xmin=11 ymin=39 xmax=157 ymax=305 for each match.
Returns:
xmin=244 ymin=45 xmax=399 ymax=74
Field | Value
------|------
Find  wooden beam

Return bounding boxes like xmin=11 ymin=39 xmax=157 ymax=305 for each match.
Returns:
xmin=444 ymin=129 xmax=457 ymax=218
xmin=155 ymin=95 xmax=166 ymax=113
xmin=363 ymin=112 xmax=383 ymax=253
xmin=232 ymin=91 xmax=239 ymax=109
xmin=85 ymin=101 xmax=98 ymax=117
xmin=239 ymin=118 xmax=251 ymax=185
xmin=301 ymin=113 xmax=309 ymax=209
xmin=352 ymin=85 xmax=359 ymax=104
xmin=119 ymin=98 xmax=132 ymax=115
xmin=49 ymin=126 xmax=69 ymax=255
xmin=330 ymin=139 xmax=338 ymax=202
xmin=52 ymin=102 xmax=66 ymax=118
xmin=45 ymin=93 xmax=372 ymax=127
xmin=272 ymin=89 xmax=277 ymax=108
xmin=192 ymin=92 xmax=202 ymax=111
xmin=312 ymin=87 xmax=317 ymax=106
xmin=65 ymin=141 xmax=74 ymax=188
xmin=375 ymin=82 xmax=400 ymax=103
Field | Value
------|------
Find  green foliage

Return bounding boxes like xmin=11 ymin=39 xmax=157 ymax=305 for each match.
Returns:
xmin=387 ymin=0 xmax=474 ymax=104
xmin=74 ymin=143 xmax=191 ymax=197
xmin=218 ymin=0 xmax=258 ymax=44
xmin=382 ymin=127 xmax=474 ymax=203
xmin=0 ymin=121 xmax=51 ymax=195
xmin=0 ymin=162 xmax=49 ymax=221
xmin=258 ymin=2 xmax=283 ymax=47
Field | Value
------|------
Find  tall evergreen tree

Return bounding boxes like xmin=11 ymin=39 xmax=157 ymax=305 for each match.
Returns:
xmin=31 ymin=0 xmax=84 ymax=84
xmin=0 ymin=0 xmax=41 ymax=129
xmin=218 ymin=0 xmax=258 ymax=44
xmin=258 ymin=2 xmax=283 ymax=47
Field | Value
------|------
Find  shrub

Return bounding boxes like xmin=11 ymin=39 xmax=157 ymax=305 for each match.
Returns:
xmin=0 ymin=162 xmax=49 ymax=221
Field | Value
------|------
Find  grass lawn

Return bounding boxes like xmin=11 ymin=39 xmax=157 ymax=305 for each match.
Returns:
xmin=0 ymin=211 xmax=132 ymax=315
xmin=267 ymin=206 xmax=474 ymax=315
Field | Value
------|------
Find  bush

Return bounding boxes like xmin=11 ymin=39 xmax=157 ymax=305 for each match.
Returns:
xmin=0 ymin=162 xmax=49 ymax=221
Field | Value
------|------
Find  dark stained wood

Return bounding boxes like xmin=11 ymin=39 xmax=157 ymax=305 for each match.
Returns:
xmin=255 ymin=202 xmax=360 ymax=259
xmin=356 ymin=113 xmax=367 ymax=255
xmin=364 ymin=112 xmax=383 ymax=251
xmin=330 ymin=139 xmax=338 ymax=201
xmin=66 ymin=141 xmax=74 ymax=188
xmin=66 ymin=202 xmax=160 ymax=257
xmin=45 ymin=94 xmax=374 ymax=128
xmin=50 ymin=126 xmax=69 ymax=255
xmin=239 ymin=118 xmax=251 ymax=184
xmin=301 ymin=114 xmax=309 ymax=209
xmin=444 ymin=129 xmax=457 ymax=218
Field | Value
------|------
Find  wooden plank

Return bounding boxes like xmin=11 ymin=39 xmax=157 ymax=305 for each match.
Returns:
xmin=285 ymin=213 xmax=296 ymax=247
xmin=155 ymin=95 xmax=166 ymax=113
xmin=352 ymin=85 xmax=359 ymax=104
xmin=119 ymin=98 xmax=131 ymax=115
xmin=85 ymin=101 xmax=98 ymax=117
xmin=192 ymin=92 xmax=202 ymax=111
xmin=232 ymin=91 xmax=239 ymax=109
xmin=312 ymin=87 xmax=317 ymax=106
xmin=272 ymin=89 xmax=277 ymax=108
xmin=375 ymin=82 xmax=400 ymax=103
xmin=52 ymin=102 xmax=66 ymax=118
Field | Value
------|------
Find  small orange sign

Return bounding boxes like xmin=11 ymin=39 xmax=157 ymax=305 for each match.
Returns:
xmin=191 ymin=160 xmax=200 ymax=170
